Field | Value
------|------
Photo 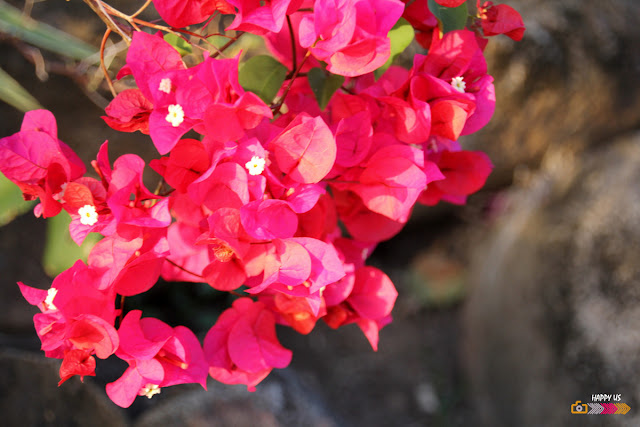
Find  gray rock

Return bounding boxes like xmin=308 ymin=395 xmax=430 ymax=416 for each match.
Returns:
xmin=463 ymin=133 xmax=640 ymax=426
xmin=467 ymin=0 xmax=640 ymax=188
xmin=0 ymin=349 xmax=127 ymax=427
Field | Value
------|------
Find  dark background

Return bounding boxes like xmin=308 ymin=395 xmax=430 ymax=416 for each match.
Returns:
xmin=2 ymin=0 xmax=640 ymax=426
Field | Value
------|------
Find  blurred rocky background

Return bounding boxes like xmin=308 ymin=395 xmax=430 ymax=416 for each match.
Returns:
xmin=2 ymin=0 xmax=640 ymax=426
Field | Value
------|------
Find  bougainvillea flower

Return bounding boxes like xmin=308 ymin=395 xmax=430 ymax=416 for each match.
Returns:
xmin=225 ymin=0 xmax=302 ymax=35
xmin=299 ymin=0 xmax=404 ymax=76
xmin=58 ymin=349 xmax=97 ymax=385
xmin=412 ymin=29 xmax=495 ymax=135
xmin=267 ymin=293 xmax=327 ymax=334
xmin=0 ymin=109 xmax=85 ymax=217
xmin=152 ymin=0 xmax=233 ymax=28
xmin=296 ymin=192 xmax=339 ymax=241
xmin=107 ymin=310 xmax=208 ymax=408
xmin=269 ymin=113 xmax=337 ymax=184
xmin=419 ymin=148 xmax=493 ymax=205
xmin=477 ymin=1 xmax=525 ymax=41
xmin=203 ymin=298 xmax=292 ymax=391
xmin=332 ymin=187 xmax=406 ymax=243
xmin=264 ymin=11 xmax=321 ymax=72
xmin=102 ymin=89 xmax=154 ymax=134
xmin=241 ymin=199 xmax=299 ymax=240
xmin=105 ymin=153 xmax=171 ymax=228
xmin=323 ymin=266 xmax=397 ymax=350
xmin=402 ymin=0 xmax=438 ymax=49
xmin=150 ymin=138 xmax=210 ymax=193
xmin=347 ymin=144 xmax=430 ymax=223
xmin=18 ymin=260 xmax=119 ymax=369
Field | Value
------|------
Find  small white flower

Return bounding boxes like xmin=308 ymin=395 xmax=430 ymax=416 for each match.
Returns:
xmin=158 ymin=78 xmax=172 ymax=94
xmin=245 ymin=156 xmax=266 ymax=176
xmin=139 ymin=383 xmax=161 ymax=399
xmin=78 ymin=204 xmax=98 ymax=226
xmin=450 ymin=76 xmax=466 ymax=93
xmin=166 ymin=104 xmax=185 ymax=127
xmin=44 ymin=287 xmax=58 ymax=311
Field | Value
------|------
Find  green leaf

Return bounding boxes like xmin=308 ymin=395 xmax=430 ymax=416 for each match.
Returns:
xmin=307 ymin=68 xmax=345 ymax=111
xmin=0 ymin=1 xmax=96 ymax=61
xmin=163 ymin=33 xmax=192 ymax=56
xmin=375 ymin=17 xmax=415 ymax=78
xmin=0 ymin=172 xmax=34 ymax=227
xmin=0 ymin=66 xmax=43 ymax=112
xmin=238 ymin=55 xmax=288 ymax=104
xmin=428 ymin=0 xmax=469 ymax=33
xmin=42 ymin=213 xmax=101 ymax=277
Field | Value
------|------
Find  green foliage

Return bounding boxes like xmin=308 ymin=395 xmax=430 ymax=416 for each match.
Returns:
xmin=0 ymin=1 xmax=97 ymax=112
xmin=307 ymin=67 xmax=345 ymax=110
xmin=0 ymin=67 xmax=43 ymax=112
xmin=376 ymin=17 xmax=415 ymax=78
xmin=0 ymin=173 xmax=34 ymax=227
xmin=428 ymin=0 xmax=469 ymax=33
xmin=163 ymin=33 xmax=193 ymax=56
xmin=238 ymin=55 xmax=288 ymax=104
xmin=0 ymin=1 xmax=96 ymax=61
xmin=42 ymin=213 xmax=101 ymax=277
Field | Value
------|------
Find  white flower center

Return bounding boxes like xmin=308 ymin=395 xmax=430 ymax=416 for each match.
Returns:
xmin=139 ymin=383 xmax=161 ymax=399
xmin=245 ymin=156 xmax=266 ymax=176
xmin=44 ymin=287 xmax=58 ymax=311
xmin=159 ymin=78 xmax=172 ymax=94
xmin=451 ymin=76 xmax=466 ymax=93
xmin=166 ymin=104 xmax=185 ymax=127
xmin=78 ymin=205 xmax=98 ymax=226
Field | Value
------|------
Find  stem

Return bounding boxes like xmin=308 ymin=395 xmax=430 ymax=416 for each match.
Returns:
xmin=340 ymin=85 xmax=356 ymax=95
xmin=130 ymin=0 xmax=152 ymax=19
xmin=210 ymin=32 xmax=245 ymax=58
xmin=286 ymin=15 xmax=297 ymax=75
xmin=100 ymin=29 xmax=117 ymax=98
xmin=272 ymin=49 xmax=312 ymax=116
xmin=82 ymin=0 xmax=132 ymax=43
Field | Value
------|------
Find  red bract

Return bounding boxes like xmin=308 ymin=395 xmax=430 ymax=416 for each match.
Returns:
xmin=18 ymin=260 xmax=119 ymax=382
xmin=203 ymin=298 xmax=292 ymax=391
xmin=152 ymin=0 xmax=232 ymax=28
xmin=58 ymin=349 xmax=97 ymax=385
xmin=477 ymin=1 xmax=525 ymax=41
xmin=419 ymin=143 xmax=493 ymax=205
xmin=225 ymin=0 xmax=302 ymax=35
xmin=4 ymin=0 xmax=525 ymax=404
xmin=324 ymin=266 xmax=397 ymax=351
xmin=402 ymin=0 xmax=438 ymax=49
xmin=102 ymin=89 xmax=153 ymax=134
xmin=270 ymin=113 xmax=337 ymax=184
xmin=106 ymin=310 xmax=208 ymax=408
xmin=412 ymin=29 xmax=495 ymax=135
xmin=299 ymin=0 xmax=404 ymax=76
xmin=434 ymin=0 xmax=465 ymax=6
xmin=0 ymin=110 xmax=85 ymax=217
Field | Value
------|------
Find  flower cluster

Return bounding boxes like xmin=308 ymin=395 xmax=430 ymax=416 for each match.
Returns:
xmin=0 ymin=0 xmax=523 ymax=407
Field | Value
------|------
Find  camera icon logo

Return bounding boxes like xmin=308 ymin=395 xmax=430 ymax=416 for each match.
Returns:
xmin=571 ymin=401 xmax=588 ymax=414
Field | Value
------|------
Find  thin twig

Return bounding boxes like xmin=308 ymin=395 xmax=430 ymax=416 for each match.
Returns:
xmin=100 ymin=29 xmax=117 ymax=98
xmin=82 ymin=0 xmax=132 ymax=43
xmin=287 ymin=15 xmax=297 ymax=75
xmin=272 ymin=49 xmax=312 ymax=116
xmin=130 ymin=0 xmax=152 ymax=19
